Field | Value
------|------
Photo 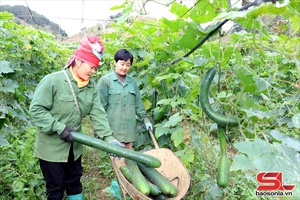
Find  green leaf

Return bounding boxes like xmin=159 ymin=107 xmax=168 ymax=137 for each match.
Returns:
xmin=179 ymin=31 xmax=203 ymax=49
xmin=194 ymin=55 xmax=208 ymax=67
xmin=202 ymin=44 xmax=219 ymax=61
xmin=122 ymin=1 xmax=134 ymax=15
xmin=134 ymin=54 xmax=151 ymax=67
xmin=117 ymin=13 xmax=130 ymax=24
xmin=170 ymin=2 xmax=189 ymax=18
xmin=154 ymin=73 xmax=181 ymax=82
xmin=143 ymin=99 xmax=151 ymax=111
xmin=292 ymin=113 xmax=300 ymax=128
xmin=0 ymin=134 xmax=9 ymax=146
xmin=246 ymin=2 xmax=288 ymax=19
xmin=238 ymin=93 xmax=260 ymax=109
xmin=190 ymin=1 xmax=220 ymax=23
xmin=233 ymin=139 xmax=300 ymax=184
xmin=235 ymin=67 xmax=256 ymax=93
xmin=110 ymin=1 xmax=126 ymax=10
xmin=161 ymin=18 xmax=180 ymax=32
xmin=191 ymin=128 xmax=201 ymax=149
xmin=163 ymin=113 xmax=182 ymax=128
xmin=175 ymin=149 xmax=194 ymax=166
xmin=171 ymin=128 xmax=184 ymax=146
xmin=177 ymin=80 xmax=190 ymax=97
xmin=0 ymin=11 xmax=14 ymax=19
xmin=192 ymin=180 xmax=213 ymax=194
xmin=0 ymin=103 xmax=9 ymax=115
xmin=269 ymin=130 xmax=300 ymax=152
xmin=154 ymin=123 xmax=172 ymax=138
xmin=0 ymin=79 xmax=19 ymax=93
xmin=231 ymin=154 xmax=255 ymax=171
xmin=215 ymin=2 xmax=289 ymax=20
xmin=242 ymin=108 xmax=277 ymax=120
xmin=0 ymin=61 xmax=14 ymax=74
xmin=214 ymin=10 xmax=248 ymax=21
xmin=178 ymin=21 xmax=207 ymax=49
xmin=217 ymin=91 xmax=232 ymax=99
xmin=156 ymin=99 xmax=172 ymax=106
xmin=254 ymin=77 xmax=269 ymax=93
xmin=205 ymin=184 xmax=223 ymax=200
xmin=12 ymin=180 xmax=24 ymax=192
xmin=290 ymin=14 xmax=300 ymax=31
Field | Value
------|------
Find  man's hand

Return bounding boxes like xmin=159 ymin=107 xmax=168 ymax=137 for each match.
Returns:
xmin=59 ymin=126 xmax=74 ymax=143
xmin=108 ymin=140 xmax=125 ymax=157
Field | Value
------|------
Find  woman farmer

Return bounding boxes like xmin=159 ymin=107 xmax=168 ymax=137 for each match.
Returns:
xmin=29 ymin=36 xmax=123 ymax=200
xmin=97 ymin=49 xmax=153 ymax=150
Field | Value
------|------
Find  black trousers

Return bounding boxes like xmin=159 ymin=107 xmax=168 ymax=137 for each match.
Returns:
xmin=39 ymin=146 xmax=83 ymax=200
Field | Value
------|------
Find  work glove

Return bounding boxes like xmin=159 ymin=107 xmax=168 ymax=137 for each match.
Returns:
xmin=145 ymin=122 xmax=153 ymax=131
xmin=94 ymin=131 xmax=100 ymax=139
xmin=59 ymin=126 xmax=74 ymax=143
xmin=107 ymin=140 xmax=125 ymax=157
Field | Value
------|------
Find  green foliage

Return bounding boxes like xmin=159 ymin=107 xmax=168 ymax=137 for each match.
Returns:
xmin=189 ymin=0 xmax=228 ymax=23
xmin=1 ymin=0 xmax=300 ymax=199
xmin=0 ymin=11 xmax=74 ymax=199
xmin=232 ymin=137 xmax=300 ymax=183
xmin=0 ymin=127 xmax=45 ymax=199
xmin=231 ymin=134 xmax=300 ymax=198
xmin=0 ymin=134 xmax=9 ymax=145
xmin=0 ymin=11 xmax=72 ymax=141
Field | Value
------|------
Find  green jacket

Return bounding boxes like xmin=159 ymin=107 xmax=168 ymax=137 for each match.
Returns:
xmin=29 ymin=68 xmax=114 ymax=162
xmin=97 ymin=71 xmax=149 ymax=143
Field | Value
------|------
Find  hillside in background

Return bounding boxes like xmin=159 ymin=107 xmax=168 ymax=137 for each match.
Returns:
xmin=0 ymin=5 xmax=68 ymax=39
xmin=0 ymin=4 xmax=166 ymax=43
xmin=0 ymin=5 xmax=125 ymax=43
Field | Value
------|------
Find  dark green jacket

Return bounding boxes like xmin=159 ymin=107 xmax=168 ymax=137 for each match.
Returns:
xmin=97 ymin=71 xmax=149 ymax=143
xmin=29 ymin=68 xmax=114 ymax=162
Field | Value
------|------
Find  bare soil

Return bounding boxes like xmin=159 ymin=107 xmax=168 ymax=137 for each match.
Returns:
xmin=81 ymin=146 xmax=119 ymax=200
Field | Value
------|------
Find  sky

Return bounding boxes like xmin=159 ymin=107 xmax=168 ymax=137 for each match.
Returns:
xmin=0 ymin=0 xmax=194 ymax=36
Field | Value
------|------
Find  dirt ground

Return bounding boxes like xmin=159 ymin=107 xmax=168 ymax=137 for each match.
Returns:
xmin=81 ymin=144 xmax=119 ymax=199
xmin=82 ymin=164 xmax=120 ymax=199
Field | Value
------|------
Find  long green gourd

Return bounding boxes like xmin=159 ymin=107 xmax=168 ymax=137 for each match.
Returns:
xmin=125 ymin=159 xmax=151 ymax=195
xmin=137 ymin=163 xmax=178 ymax=197
xmin=217 ymin=126 xmax=229 ymax=187
xmin=199 ymin=67 xmax=238 ymax=127
xmin=71 ymin=131 xmax=161 ymax=168
xmin=120 ymin=165 xmax=161 ymax=196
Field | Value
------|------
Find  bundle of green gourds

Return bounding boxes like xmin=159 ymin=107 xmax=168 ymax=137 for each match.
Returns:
xmin=119 ymin=159 xmax=178 ymax=199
